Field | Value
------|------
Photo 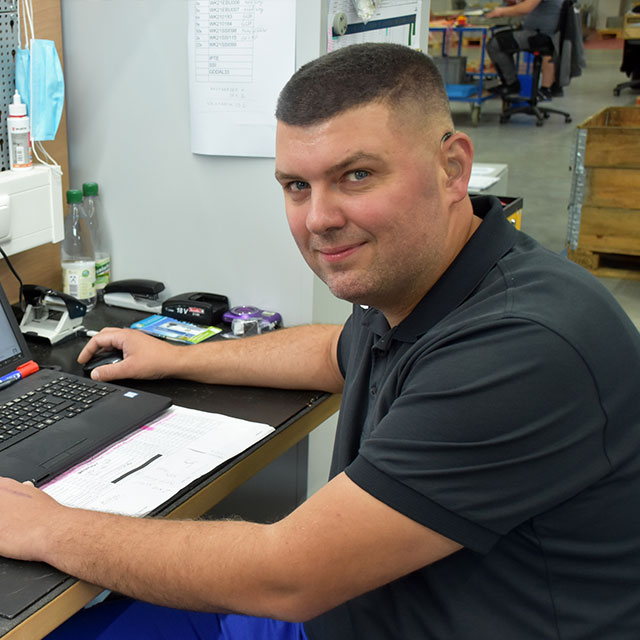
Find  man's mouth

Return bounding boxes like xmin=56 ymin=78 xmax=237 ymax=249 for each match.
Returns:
xmin=316 ymin=243 xmax=364 ymax=263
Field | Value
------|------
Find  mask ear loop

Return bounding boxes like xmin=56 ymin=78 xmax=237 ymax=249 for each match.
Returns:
xmin=33 ymin=143 xmax=63 ymax=175
xmin=20 ymin=0 xmax=34 ymax=47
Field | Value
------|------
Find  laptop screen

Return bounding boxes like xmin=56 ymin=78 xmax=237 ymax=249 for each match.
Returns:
xmin=0 ymin=308 xmax=21 ymax=368
xmin=0 ymin=287 xmax=26 ymax=371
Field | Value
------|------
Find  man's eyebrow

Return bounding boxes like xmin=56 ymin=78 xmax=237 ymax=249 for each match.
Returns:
xmin=330 ymin=152 xmax=384 ymax=175
xmin=275 ymin=152 xmax=384 ymax=183
xmin=274 ymin=169 xmax=301 ymax=183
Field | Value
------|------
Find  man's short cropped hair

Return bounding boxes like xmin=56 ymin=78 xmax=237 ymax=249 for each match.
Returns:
xmin=275 ymin=43 xmax=451 ymax=126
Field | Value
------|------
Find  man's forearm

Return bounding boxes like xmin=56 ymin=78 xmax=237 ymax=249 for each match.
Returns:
xmin=41 ymin=507 xmax=297 ymax=619
xmin=171 ymin=323 xmax=344 ymax=393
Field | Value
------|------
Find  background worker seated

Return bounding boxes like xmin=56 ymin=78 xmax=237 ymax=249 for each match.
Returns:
xmin=486 ymin=0 xmax=563 ymax=97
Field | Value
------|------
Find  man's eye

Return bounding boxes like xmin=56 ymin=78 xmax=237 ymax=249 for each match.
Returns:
xmin=288 ymin=180 xmax=310 ymax=193
xmin=347 ymin=169 xmax=370 ymax=182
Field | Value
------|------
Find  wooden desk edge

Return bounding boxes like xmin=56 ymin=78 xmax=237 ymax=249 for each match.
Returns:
xmin=3 ymin=394 xmax=341 ymax=640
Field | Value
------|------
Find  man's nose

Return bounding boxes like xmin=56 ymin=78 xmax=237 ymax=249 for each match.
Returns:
xmin=306 ymin=187 xmax=346 ymax=234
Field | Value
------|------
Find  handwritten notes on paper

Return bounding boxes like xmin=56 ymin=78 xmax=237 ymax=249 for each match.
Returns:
xmin=43 ymin=406 xmax=275 ymax=517
xmin=188 ymin=0 xmax=296 ymax=157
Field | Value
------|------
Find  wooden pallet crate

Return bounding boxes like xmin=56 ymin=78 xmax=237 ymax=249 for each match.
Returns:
xmin=568 ymin=248 xmax=640 ymax=280
xmin=568 ymin=107 xmax=640 ymax=278
xmin=624 ymin=12 xmax=640 ymax=39
xmin=597 ymin=28 xmax=622 ymax=39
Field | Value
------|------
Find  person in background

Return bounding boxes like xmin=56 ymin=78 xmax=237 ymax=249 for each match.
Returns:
xmin=0 ymin=43 xmax=638 ymax=640
xmin=486 ymin=0 xmax=564 ymax=98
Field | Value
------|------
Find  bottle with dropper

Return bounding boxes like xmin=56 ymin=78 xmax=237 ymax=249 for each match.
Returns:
xmin=7 ymin=90 xmax=32 ymax=171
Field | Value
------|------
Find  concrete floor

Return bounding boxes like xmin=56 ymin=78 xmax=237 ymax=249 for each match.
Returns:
xmin=450 ymin=47 xmax=640 ymax=328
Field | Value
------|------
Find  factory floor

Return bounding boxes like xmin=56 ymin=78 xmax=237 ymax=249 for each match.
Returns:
xmin=450 ymin=43 xmax=640 ymax=328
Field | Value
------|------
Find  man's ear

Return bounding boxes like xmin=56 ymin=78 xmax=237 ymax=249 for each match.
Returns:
xmin=441 ymin=132 xmax=474 ymax=203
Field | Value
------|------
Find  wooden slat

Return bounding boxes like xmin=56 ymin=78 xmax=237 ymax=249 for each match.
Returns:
xmin=583 ymin=129 xmax=640 ymax=168
xmin=578 ymin=206 xmax=640 ymax=255
xmin=568 ymin=248 xmax=640 ymax=281
xmin=584 ymin=168 xmax=640 ymax=210
xmin=578 ymin=106 xmax=640 ymax=129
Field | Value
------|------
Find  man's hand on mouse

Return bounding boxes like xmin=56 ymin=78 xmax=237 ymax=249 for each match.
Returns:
xmin=77 ymin=328 xmax=178 ymax=382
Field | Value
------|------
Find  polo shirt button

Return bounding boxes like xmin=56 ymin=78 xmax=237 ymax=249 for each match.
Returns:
xmin=370 ymin=386 xmax=377 ymax=396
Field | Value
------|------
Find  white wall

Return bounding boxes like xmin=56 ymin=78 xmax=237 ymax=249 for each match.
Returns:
xmin=59 ymin=0 xmax=341 ymax=328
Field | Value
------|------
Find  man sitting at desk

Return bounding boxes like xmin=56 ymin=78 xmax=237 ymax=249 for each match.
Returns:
xmin=486 ymin=0 xmax=563 ymax=98
xmin=0 ymin=43 xmax=639 ymax=640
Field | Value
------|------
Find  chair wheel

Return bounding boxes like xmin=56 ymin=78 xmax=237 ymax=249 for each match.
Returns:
xmin=536 ymin=119 xmax=544 ymax=127
xmin=543 ymin=112 xmax=550 ymax=119
xmin=613 ymin=88 xmax=621 ymax=97
xmin=565 ymin=116 xmax=572 ymax=123
xmin=471 ymin=105 xmax=480 ymax=126
xmin=499 ymin=115 xmax=509 ymax=124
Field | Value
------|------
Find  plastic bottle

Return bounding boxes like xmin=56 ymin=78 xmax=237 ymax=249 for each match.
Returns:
xmin=82 ymin=182 xmax=111 ymax=298
xmin=61 ymin=189 xmax=96 ymax=310
xmin=7 ymin=91 xmax=32 ymax=171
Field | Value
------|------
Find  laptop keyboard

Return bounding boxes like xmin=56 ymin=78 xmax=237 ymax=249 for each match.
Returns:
xmin=0 ymin=375 xmax=116 ymax=451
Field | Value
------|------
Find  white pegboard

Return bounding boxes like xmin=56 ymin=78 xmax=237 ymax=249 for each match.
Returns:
xmin=0 ymin=1 xmax=18 ymax=172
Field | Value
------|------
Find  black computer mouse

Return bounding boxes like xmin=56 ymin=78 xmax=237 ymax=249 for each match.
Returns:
xmin=82 ymin=349 xmax=124 ymax=376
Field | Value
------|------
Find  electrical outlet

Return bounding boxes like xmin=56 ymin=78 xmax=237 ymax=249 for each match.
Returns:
xmin=0 ymin=166 xmax=63 ymax=256
xmin=0 ymin=194 xmax=10 ymax=240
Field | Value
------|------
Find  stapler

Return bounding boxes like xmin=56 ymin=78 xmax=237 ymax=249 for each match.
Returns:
xmin=103 ymin=279 xmax=167 ymax=313
xmin=20 ymin=285 xmax=87 ymax=344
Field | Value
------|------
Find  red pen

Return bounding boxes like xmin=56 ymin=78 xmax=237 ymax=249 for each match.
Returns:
xmin=0 ymin=360 xmax=39 ymax=389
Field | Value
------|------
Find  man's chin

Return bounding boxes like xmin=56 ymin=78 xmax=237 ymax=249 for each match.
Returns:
xmin=325 ymin=280 xmax=371 ymax=305
xmin=311 ymin=266 xmax=373 ymax=304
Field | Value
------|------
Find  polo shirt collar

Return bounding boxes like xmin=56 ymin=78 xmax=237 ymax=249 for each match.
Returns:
xmin=362 ymin=196 xmax=518 ymax=343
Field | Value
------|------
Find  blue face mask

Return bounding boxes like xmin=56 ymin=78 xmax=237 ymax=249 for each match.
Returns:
xmin=15 ymin=39 xmax=65 ymax=142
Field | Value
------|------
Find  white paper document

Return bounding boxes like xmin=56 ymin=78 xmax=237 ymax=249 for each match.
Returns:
xmin=187 ymin=0 xmax=296 ymax=157
xmin=43 ymin=406 xmax=275 ymax=517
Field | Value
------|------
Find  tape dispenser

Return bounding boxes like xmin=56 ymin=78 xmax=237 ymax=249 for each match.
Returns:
xmin=222 ymin=306 xmax=282 ymax=337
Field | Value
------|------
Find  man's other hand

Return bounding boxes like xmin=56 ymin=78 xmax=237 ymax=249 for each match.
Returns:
xmin=0 ymin=478 xmax=62 ymax=562
xmin=77 ymin=328 xmax=178 ymax=382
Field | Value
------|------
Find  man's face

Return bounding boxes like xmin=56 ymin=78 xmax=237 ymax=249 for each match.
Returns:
xmin=275 ymin=102 xmax=457 ymax=324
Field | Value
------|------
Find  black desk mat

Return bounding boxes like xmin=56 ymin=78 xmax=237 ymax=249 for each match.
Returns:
xmin=0 ymin=559 xmax=67 ymax=619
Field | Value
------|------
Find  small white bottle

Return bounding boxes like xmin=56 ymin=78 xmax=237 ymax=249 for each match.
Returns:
xmin=7 ymin=91 xmax=32 ymax=171
xmin=61 ymin=189 xmax=97 ymax=310
xmin=82 ymin=182 xmax=111 ymax=299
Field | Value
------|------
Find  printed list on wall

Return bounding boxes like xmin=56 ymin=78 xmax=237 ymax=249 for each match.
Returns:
xmin=188 ymin=0 xmax=296 ymax=158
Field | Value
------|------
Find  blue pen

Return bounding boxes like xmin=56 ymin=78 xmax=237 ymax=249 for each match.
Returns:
xmin=0 ymin=370 xmax=22 ymax=385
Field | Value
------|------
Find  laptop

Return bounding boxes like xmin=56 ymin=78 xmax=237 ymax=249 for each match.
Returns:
xmin=0 ymin=282 xmax=172 ymax=485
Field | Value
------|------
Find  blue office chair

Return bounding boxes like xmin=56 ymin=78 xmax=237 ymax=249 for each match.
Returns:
xmin=499 ymin=33 xmax=572 ymax=127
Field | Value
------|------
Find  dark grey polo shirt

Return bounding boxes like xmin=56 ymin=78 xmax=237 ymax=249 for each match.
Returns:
xmin=304 ymin=196 xmax=640 ymax=640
